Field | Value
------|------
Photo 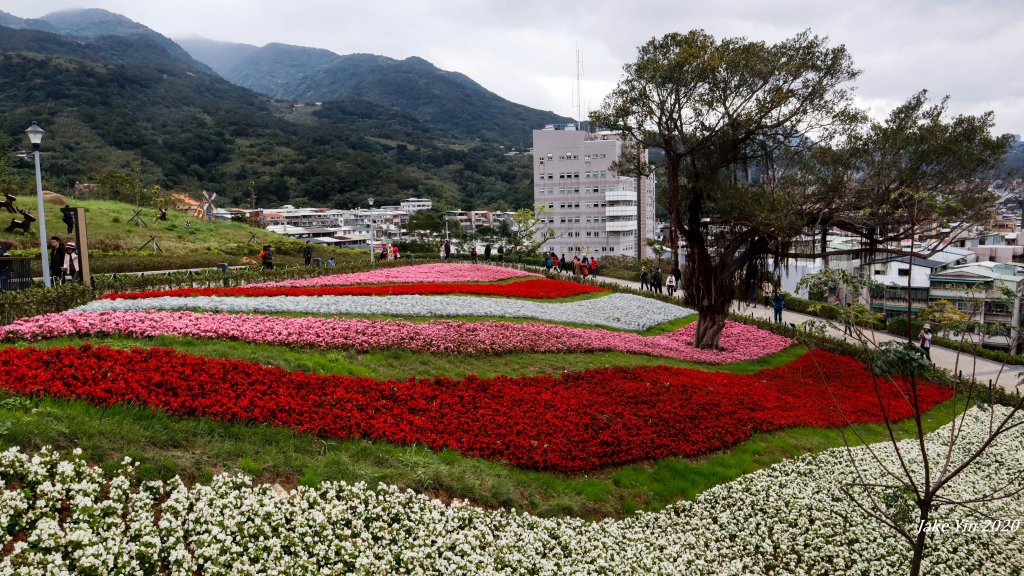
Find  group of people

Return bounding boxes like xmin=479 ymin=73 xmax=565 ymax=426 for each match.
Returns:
xmin=470 ymin=243 xmax=508 ymax=264
xmin=639 ymin=266 xmax=680 ymax=296
xmin=262 ymin=241 xmax=338 ymax=271
xmin=377 ymin=244 xmax=400 ymax=262
xmin=544 ymin=252 xmax=599 ymax=279
xmin=48 ymin=236 xmax=81 ymax=284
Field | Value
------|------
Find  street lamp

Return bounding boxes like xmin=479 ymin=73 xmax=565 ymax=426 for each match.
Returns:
xmin=26 ymin=123 xmax=50 ymax=288
xmin=367 ymin=197 xmax=375 ymax=266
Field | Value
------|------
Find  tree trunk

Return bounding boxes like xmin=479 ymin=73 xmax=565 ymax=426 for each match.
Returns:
xmin=670 ymin=218 xmax=680 ymax=272
xmin=684 ymin=238 xmax=736 ymax=349
xmin=909 ymin=506 xmax=930 ymax=576
xmin=694 ymin=299 xmax=730 ymax=349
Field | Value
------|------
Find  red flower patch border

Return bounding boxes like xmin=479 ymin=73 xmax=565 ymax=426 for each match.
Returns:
xmin=0 ymin=345 xmax=952 ymax=472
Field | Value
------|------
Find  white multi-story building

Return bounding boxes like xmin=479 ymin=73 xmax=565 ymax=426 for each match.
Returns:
xmin=532 ymin=124 xmax=656 ymax=257
xmin=400 ymin=198 xmax=433 ymax=213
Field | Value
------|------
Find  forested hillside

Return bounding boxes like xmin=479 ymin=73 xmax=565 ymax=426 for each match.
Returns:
xmin=0 ymin=12 xmax=535 ymax=211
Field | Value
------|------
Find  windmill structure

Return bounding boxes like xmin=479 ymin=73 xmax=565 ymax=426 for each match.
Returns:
xmin=199 ymin=190 xmax=218 ymax=222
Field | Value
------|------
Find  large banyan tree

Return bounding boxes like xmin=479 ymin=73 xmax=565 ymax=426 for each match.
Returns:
xmin=593 ymin=30 xmax=1010 ymax=350
xmin=592 ymin=30 xmax=861 ymax=349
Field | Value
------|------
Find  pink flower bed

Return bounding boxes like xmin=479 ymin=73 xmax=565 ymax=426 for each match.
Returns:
xmin=246 ymin=263 xmax=538 ymax=289
xmin=1 ymin=311 xmax=793 ymax=365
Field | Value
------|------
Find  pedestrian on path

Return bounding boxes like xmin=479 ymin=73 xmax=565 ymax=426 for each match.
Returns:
xmin=639 ymin=267 xmax=650 ymax=291
xmin=919 ymin=324 xmax=933 ymax=362
xmin=302 ymin=241 xmax=313 ymax=266
xmin=771 ymin=291 xmax=785 ymax=324
xmin=843 ymin=303 xmax=853 ymax=335
xmin=665 ymin=273 xmax=676 ymax=296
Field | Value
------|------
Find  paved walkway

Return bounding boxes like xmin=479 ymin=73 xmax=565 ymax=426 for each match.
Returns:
xmin=585 ymin=272 xmax=1023 ymax=394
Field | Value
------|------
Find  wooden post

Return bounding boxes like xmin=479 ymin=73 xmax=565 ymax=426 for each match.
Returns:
xmin=74 ymin=207 xmax=91 ymax=286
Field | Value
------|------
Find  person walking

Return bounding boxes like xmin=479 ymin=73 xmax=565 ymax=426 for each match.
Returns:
xmin=0 ymin=243 xmax=11 ymax=291
xmin=843 ymin=303 xmax=854 ymax=335
xmin=498 ymin=244 xmax=505 ymax=263
xmin=61 ymin=241 xmax=80 ymax=282
xmin=652 ymin=268 xmax=663 ymax=294
xmin=560 ymin=253 xmax=568 ymax=274
xmin=443 ymin=239 xmax=452 ymax=261
xmin=302 ymin=241 xmax=313 ymax=266
xmin=260 ymin=245 xmax=274 ymax=270
xmin=665 ymin=273 xmax=676 ymax=296
xmin=639 ymin=267 xmax=650 ymax=291
xmin=484 ymin=244 xmax=492 ymax=262
xmin=589 ymin=256 xmax=599 ymax=278
xmin=919 ymin=324 xmax=933 ymax=362
xmin=771 ymin=291 xmax=785 ymax=324
xmin=471 ymin=246 xmax=479 ymax=263
xmin=544 ymin=253 xmax=552 ymax=272
xmin=392 ymin=244 xmax=399 ymax=260
xmin=48 ymin=236 xmax=65 ymax=284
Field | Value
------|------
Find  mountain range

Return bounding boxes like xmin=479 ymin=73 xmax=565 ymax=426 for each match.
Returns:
xmin=178 ymin=38 xmax=566 ymax=143
xmin=0 ymin=8 xmax=571 ymax=211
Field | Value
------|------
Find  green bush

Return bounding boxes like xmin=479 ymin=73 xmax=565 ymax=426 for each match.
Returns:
xmin=931 ymin=335 xmax=1024 ymax=367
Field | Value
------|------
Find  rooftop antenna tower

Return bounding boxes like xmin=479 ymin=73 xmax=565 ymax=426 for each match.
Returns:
xmin=575 ymin=46 xmax=584 ymax=131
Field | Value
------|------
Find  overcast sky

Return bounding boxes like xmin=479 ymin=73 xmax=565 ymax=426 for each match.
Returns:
xmin=7 ymin=0 xmax=1024 ymax=136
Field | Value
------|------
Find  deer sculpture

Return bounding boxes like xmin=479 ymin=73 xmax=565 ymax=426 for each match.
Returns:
xmin=5 ymin=207 xmax=35 ymax=233
xmin=0 ymin=194 xmax=15 ymax=213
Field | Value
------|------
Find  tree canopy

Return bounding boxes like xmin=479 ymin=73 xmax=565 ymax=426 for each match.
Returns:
xmin=592 ymin=29 xmax=862 ymax=348
xmin=593 ymin=30 xmax=1009 ymax=350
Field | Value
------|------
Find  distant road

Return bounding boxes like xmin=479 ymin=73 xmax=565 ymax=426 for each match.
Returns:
xmin=588 ymin=272 xmax=1022 ymax=394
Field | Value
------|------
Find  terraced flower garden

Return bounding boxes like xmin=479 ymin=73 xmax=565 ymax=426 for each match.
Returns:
xmin=1 ymin=262 xmax=1021 ymax=574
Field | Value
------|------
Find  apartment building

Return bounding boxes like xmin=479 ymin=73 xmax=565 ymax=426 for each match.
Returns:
xmin=532 ymin=125 xmax=656 ymax=257
xmin=929 ymin=261 xmax=1024 ymax=353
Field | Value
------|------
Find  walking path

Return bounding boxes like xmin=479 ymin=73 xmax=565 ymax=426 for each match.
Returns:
xmin=586 ymin=272 xmax=1023 ymax=394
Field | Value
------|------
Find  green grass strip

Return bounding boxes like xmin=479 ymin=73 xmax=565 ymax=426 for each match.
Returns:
xmin=0 ymin=391 xmax=961 ymax=520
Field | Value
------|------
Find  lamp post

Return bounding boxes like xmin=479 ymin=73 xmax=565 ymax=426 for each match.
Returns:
xmin=26 ymin=123 xmax=50 ymax=288
xmin=368 ymin=197 xmax=375 ymax=266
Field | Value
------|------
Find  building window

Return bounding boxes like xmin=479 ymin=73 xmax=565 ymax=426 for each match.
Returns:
xmin=897 ymin=268 xmax=910 ymax=277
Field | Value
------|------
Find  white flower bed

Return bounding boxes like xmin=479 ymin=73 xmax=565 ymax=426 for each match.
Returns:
xmin=2 ymin=407 xmax=1021 ymax=575
xmin=70 ymin=293 xmax=695 ymax=331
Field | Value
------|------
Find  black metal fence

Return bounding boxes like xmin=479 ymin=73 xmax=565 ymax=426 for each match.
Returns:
xmin=0 ymin=257 xmax=33 ymax=291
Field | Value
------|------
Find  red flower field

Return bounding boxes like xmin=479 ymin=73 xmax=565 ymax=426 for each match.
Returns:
xmin=0 ymin=345 xmax=953 ymax=472
xmin=99 ymin=278 xmax=606 ymax=301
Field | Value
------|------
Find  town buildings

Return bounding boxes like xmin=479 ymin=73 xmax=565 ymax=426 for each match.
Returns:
xmin=532 ymin=125 xmax=656 ymax=258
